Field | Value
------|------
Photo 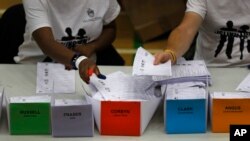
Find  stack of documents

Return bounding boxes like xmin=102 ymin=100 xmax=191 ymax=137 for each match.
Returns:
xmin=51 ymin=99 xmax=94 ymax=137
xmin=164 ymin=82 xmax=207 ymax=134
xmin=0 ymin=87 xmax=3 ymax=119
xmin=132 ymin=47 xmax=172 ymax=76
xmin=85 ymin=71 xmax=162 ymax=136
xmin=89 ymin=71 xmax=159 ymax=101
xmin=210 ymin=92 xmax=250 ymax=133
xmin=153 ymin=60 xmax=211 ymax=85
xmin=36 ymin=62 xmax=76 ymax=94
xmin=6 ymin=95 xmax=51 ymax=135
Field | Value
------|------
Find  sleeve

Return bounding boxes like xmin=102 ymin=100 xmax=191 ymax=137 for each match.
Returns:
xmin=186 ymin=0 xmax=207 ymax=19
xmin=103 ymin=0 xmax=121 ymax=25
xmin=23 ymin=0 xmax=51 ymax=34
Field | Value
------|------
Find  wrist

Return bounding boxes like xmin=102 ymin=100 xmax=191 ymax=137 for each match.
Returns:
xmin=70 ymin=53 xmax=87 ymax=70
xmin=164 ymin=49 xmax=177 ymax=64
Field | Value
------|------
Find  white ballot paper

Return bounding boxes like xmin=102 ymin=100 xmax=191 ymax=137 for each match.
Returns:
xmin=153 ymin=60 xmax=211 ymax=85
xmin=36 ymin=63 xmax=75 ymax=94
xmin=89 ymin=71 xmax=160 ymax=101
xmin=132 ymin=47 xmax=172 ymax=76
xmin=236 ymin=73 xmax=250 ymax=92
xmin=166 ymin=82 xmax=207 ymax=100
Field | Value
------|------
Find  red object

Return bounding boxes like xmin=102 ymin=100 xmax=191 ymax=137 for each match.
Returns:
xmin=88 ymin=68 xmax=94 ymax=76
xmin=100 ymin=101 xmax=141 ymax=136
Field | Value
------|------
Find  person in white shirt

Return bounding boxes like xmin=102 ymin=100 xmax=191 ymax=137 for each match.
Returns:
xmin=15 ymin=0 xmax=123 ymax=83
xmin=154 ymin=0 xmax=250 ymax=67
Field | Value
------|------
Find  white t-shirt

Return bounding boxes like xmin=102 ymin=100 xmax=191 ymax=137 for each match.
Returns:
xmin=186 ymin=0 xmax=250 ymax=67
xmin=14 ymin=0 xmax=120 ymax=63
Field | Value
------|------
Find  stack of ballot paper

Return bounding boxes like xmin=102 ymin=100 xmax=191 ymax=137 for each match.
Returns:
xmin=153 ymin=60 xmax=211 ymax=85
xmin=210 ymin=92 xmax=250 ymax=133
xmin=6 ymin=95 xmax=51 ymax=135
xmin=0 ymin=87 xmax=3 ymax=119
xmin=236 ymin=72 xmax=250 ymax=92
xmin=51 ymin=99 xmax=94 ymax=137
xmin=132 ymin=47 xmax=172 ymax=76
xmin=36 ymin=62 xmax=76 ymax=94
xmin=85 ymin=71 xmax=162 ymax=136
xmin=164 ymin=82 xmax=208 ymax=134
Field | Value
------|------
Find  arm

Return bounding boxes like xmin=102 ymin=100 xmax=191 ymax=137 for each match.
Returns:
xmin=32 ymin=27 xmax=99 ymax=83
xmin=73 ymin=20 xmax=117 ymax=57
xmin=154 ymin=12 xmax=203 ymax=64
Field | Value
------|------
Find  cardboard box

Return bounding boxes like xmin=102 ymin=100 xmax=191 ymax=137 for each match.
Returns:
xmin=210 ymin=92 xmax=250 ymax=133
xmin=6 ymin=95 xmax=51 ymax=135
xmin=121 ymin=0 xmax=186 ymax=42
xmin=51 ymin=99 xmax=94 ymax=137
xmin=87 ymin=96 xmax=161 ymax=136
xmin=164 ymin=87 xmax=207 ymax=134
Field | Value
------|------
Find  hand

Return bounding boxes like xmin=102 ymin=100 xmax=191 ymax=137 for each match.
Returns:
xmin=154 ymin=52 xmax=172 ymax=65
xmin=78 ymin=58 xmax=100 ymax=84
xmin=73 ymin=43 xmax=96 ymax=57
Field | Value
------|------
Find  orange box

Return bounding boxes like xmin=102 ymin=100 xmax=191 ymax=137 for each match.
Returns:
xmin=87 ymin=96 xmax=161 ymax=136
xmin=210 ymin=92 xmax=250 ymax=133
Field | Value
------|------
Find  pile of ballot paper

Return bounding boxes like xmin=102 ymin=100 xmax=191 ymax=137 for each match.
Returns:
xmin=152 ymin=60 xmax=211 ymax=85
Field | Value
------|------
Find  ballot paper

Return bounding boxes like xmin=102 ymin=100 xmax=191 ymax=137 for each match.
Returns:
xmin=153 ymin=60 xmax=211 ymax=85
xmin=36 ymin=62 xmax=75 ymax=94
xmin=236 ymin=73 xmax=250 ymax=92
xmin=132 ymin=47 xmax=172 ymax=76
xmin=165 ymin=82 xmax=207 ymax=100
xmin=89 ymin=71 xmax=160 ymax=101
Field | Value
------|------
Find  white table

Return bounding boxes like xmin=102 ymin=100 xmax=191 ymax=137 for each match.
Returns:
xmin=0 ymin=64 xmax=249 ymax=141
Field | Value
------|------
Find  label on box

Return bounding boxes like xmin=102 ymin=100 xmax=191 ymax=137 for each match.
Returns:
xmin=100 ymin=101 xmax=140 ymax=136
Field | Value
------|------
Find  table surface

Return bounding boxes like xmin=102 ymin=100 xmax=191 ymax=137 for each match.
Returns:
xmin=0 ymin=64 xmax=249 ymax=141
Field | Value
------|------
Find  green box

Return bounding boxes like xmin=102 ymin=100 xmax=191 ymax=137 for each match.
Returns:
xmin=9 ymin=103 xmax=51 ymax=135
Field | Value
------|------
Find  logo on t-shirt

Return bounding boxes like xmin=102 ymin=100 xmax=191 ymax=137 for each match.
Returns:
xmin=87 ymin=8 xmax=95 ymax=18
xmin=215 ymin=21 xmax=250 ymax=60
xmin=60 ymin=27 xmax=89 ymax=49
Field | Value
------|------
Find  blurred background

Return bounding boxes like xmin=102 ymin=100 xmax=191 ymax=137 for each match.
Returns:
xmin=0 ymin=0 xmax=190 ymax=66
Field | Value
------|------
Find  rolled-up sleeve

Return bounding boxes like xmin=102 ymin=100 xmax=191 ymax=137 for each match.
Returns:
xmin=103 ymin=0 xmax=121 ymax=25
xmin=23 ymin=0 xmax=51 ymax=34
xmin=186 ymin=0 xmax=207 ymax=19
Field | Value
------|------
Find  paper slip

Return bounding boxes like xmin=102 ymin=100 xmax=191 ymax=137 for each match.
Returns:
xmin=166 ymin=82 xmax=207 ymax=100
xmin=211 ymin=92 xmax=250 ymax=99
xmin=89 ymin=71 xmax=159 ymax=100
xmin=9 ymin=95 xmax=51 ymax=103
xmin=54 ymin=99 xmax=88 ymax=106
xmin=36 ymin=63 xmax=75 ymax=94
xmin=153 ymin=60 xmax=211 ymax=84
xmin=236 ymin=73 xmax=250 ymax=92
xmin=132 ymin=47 xmax=172 ymax=76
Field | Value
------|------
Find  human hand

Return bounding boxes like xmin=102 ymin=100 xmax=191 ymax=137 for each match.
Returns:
xmin=154 ymin=50 xmax=176 ymax=65
xmin=78 ymin=58 xmax=100 ymax=84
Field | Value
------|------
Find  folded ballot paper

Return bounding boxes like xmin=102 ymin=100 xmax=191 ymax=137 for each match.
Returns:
xmin=0 ymin=87 xmax=3 ymax=119
xmin=164 ymin=82 xmax=208 ymax=134
xmin=236 ymin=72 xmax=250 ymax=92
xmin=210 ymin=92 xmax=250 ymax=133
xmin=6 ymin=95 xmax=51 ymax=135
xmin=36 ymin=62 xmax=76 ymax=94
xmin=51 ymin=99 xmax=94 ymax=137
xmin=153 ymin=60 xmax=211 ymax=85
xmin=85 ymin=71 xmax=162 ymax=136
xmin=132 ymin=47 xmax=172 ymax=76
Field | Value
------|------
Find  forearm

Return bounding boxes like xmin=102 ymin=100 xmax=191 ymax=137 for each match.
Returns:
xmin=166 ymin=26 xmax=197 ymax=58
xmin=90 ymin=21 xmax=116 ymax=52
xmin=166 ymin=12 xmax=203 ymax=58
xmin=33 ymin=27 xmax=74 ymax=65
